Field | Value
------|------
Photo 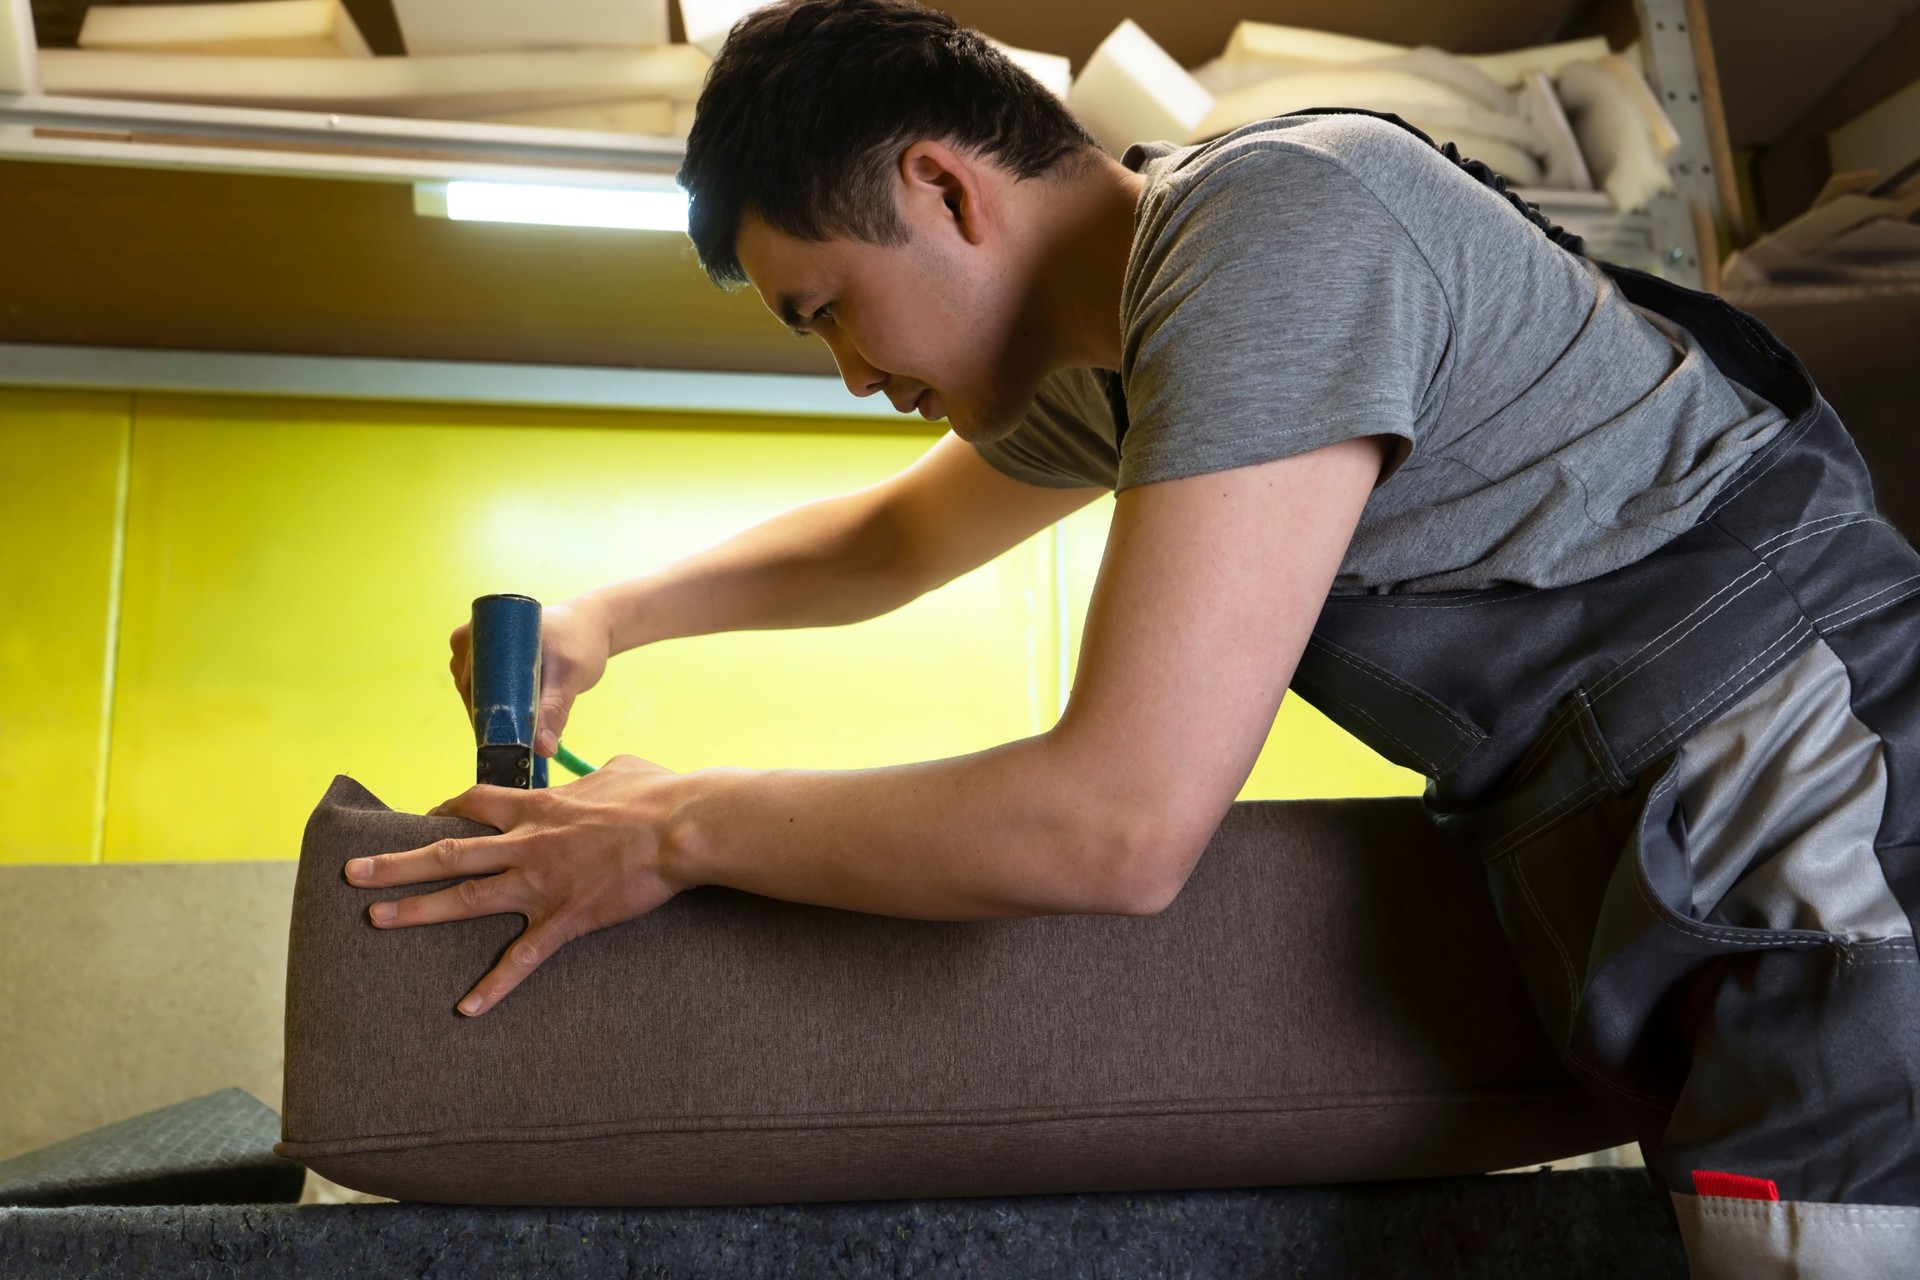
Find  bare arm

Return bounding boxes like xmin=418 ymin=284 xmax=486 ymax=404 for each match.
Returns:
xmin=587 ymin=432 xmax=1102 ymax=649
xmin=454 ymin=432 xmax=1101 ymax=752
xmin=660 ymin=435 xmax=1387 ymax=919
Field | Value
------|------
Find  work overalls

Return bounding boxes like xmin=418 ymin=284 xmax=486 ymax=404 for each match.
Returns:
xmin=1118 ymin=112 xmax=1920 ymax=1277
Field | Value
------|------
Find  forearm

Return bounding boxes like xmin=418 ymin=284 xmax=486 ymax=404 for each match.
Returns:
xmin=582 ymin=491 xmax=924 ymax=652
xmin=659 ymin=732 xmax=1165 ymax=921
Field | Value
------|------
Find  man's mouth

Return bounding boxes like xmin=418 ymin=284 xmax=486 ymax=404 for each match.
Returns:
xmin=915 ymin=390 xmax=941 ymax=421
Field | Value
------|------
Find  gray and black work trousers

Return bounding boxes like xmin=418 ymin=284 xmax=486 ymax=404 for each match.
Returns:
xmin=1293 ymin=260 xmax=1920 ymax=1276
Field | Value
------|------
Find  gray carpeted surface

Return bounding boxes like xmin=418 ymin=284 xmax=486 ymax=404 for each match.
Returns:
xmin=0 ymin=1168 xmax=1686 ymax=1278
xmin=0 ymin=1089 xmax=304 ymax=1209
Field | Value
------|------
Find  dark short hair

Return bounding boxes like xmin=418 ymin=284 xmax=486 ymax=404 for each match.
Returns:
xmin=678 ymin=0 xmax=1098 ymax=287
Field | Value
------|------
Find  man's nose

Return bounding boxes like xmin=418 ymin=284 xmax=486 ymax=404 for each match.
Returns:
xmin=827 ymin=335 xmax=887 ymax=398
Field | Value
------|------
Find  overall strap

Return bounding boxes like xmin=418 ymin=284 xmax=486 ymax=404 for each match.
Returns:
xmin=1106 ymin=107 xmax=1590 ymax=455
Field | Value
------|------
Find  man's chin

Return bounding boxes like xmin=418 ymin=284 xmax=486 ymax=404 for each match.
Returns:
xmin=941 ymin=397 xmax=1030 ymax=445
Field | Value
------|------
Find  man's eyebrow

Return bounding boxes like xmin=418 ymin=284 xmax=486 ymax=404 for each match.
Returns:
xmin=776 ymin=292 xmax=814 ymax=333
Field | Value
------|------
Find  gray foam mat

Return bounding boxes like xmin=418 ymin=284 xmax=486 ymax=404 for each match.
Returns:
xmin=0 ymin=1088 xmax=305 ymax=1208
xmin=0 ymin=1167 xmax=1686 ymax=1278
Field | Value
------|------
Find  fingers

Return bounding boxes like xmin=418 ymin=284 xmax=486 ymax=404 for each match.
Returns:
xmin=428 ymin=784 xmax=527 ymax=832
xmin=448 ymin=622 xmax=472 ymax=707
xmin=535 ymin=691 xmax=572 ymax=758
xmin=367 ymin=868 xmax=519 ymax=928
xmin=457 ymin=915 xmax=574 ymax=1016
xmin=344 ymin=832 xmax=516 ymax=888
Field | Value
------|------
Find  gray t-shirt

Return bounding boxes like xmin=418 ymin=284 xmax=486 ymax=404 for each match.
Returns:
xmin=974 ymin=113 xmax=1788 ymax=594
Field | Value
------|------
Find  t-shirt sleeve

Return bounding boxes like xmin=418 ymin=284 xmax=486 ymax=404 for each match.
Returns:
xmin=1116 ymin=145 xmax=1452 ymax=491
xmin=971 ymin=368 xmax=1117 ymax=490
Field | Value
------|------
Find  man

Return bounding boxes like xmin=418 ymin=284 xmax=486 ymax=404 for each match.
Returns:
xmin=344 ymin=3 xmax=1920 ymax=1274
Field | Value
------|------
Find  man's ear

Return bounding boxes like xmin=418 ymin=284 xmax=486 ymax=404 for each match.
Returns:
xmin=898 ymin=140 xmax=990 ymax=246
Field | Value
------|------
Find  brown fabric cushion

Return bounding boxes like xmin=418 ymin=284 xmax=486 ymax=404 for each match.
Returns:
xmin=276 ymin=775 xmax=1624 ymax=1205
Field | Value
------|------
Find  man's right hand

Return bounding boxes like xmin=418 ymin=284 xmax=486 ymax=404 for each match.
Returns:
xmin=449 ymin=596 xmax=614 ymax=759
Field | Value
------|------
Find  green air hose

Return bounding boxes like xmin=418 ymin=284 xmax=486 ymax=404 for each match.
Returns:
xmin=553 ymin=743 xmax=597 ymax=777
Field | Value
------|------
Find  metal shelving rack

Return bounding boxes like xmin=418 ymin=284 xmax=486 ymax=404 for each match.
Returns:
xmin=0 ymin=0 xmax=1743 ymax=397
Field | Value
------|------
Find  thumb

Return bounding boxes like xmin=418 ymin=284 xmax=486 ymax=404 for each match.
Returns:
xmin=535 ymin=690 xmax=574 ymax=758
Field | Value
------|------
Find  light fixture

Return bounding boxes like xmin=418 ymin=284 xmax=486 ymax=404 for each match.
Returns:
xmin=413 ymin=180 xmax=689 ymax=232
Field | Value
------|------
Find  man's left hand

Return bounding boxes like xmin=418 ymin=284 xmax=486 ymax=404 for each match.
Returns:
xmin=343 ymin=755 xmax=684 ymax=1017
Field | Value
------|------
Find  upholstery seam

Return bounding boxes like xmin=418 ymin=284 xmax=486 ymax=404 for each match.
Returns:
xmin=277 ymin=1088 xmax=1606 ymax=1154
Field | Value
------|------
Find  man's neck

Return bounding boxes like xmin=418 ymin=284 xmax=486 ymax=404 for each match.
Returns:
xmin=1017 ymin=154 xmax=1143 ymax=376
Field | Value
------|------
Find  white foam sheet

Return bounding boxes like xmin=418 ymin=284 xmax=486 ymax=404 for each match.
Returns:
xmin=77 ymin=1 xmax=371 ymax=58
xmin=1068 ymin=20 xmax=1211 ymax=155
xmin=36 ymin=45 xmax=712 ymax=116
xmin=1192 ymin=66 xmax=1549 ymax=185
xmin=390 ymin=0 xmax=668 ymax=55
xmin=1220 ymin=21 xmax=1609 ymax=90
xmin=1520 ymin=69 xmax=1593 ymax=191
xmin=1223 ymin=21 xmax=1402 ymax=77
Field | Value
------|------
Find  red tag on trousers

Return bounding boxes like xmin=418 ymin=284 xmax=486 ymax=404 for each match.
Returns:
xmin=1693 ymin=1170 xmax=1781 ymax=1201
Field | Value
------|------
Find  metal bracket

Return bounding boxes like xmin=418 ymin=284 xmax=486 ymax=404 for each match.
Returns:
xmin=0 ymin=91 xmax=684 ymax=186
xmin=1632 ymin=0 xmax=1725 ymax=289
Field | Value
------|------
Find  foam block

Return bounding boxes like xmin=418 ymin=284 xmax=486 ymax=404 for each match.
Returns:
xmin=1520 ymin=69 xmax=1593 ymax=190
xmin=36 ymin=45 xmax=711 ymax=117
xmin=390 ymin=0 xmax=668 ymax=56
xmin=1068 ymin=20 xmax=1212 ymax=155
xmin=77 ymin=1 xmax=370 ymax=59
xmin=1557 ymin=56 xmax=1680 ymax=211
xmin=1353 ymin=48 xmax=1511 ymax=113
xmin=678 ymin=0 xmax=763 ymax=59
xmin=989 ymin=37 xmax=1070 ymax=100
xmin=1222 ymin=21 xmax=1402 ymax=77
xmin=1463 ymin=38 xmax=1611 ymax=89
xmin=1221 ymin=22 xmax=1609 ymax=90
xmin=1 ymin=0 xmax=39 ymax=95
xmin=1191 ymin=67 xmax=1549 ymax=185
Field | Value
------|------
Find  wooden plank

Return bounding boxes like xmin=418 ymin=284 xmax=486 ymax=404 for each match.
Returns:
xmin=1733 ymin=192 xmax=1902 ymax=277
xmin=1811 ymin=169 xmax=1882 ymax=207
xmin=1683 ymin=0 xmax=1746 ymax=242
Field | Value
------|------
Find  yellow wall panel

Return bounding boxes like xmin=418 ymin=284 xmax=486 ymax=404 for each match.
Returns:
xmin=0 ymin=390 xmax=130 ymax=864
xmin=1054 ymin=497 xmax=1423 ymax=802
xmin=103 ymin=395 xmax=1053 ymax=862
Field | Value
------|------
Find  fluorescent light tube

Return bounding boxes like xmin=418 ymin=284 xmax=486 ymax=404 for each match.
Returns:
xmin=417 ymin=180 xmax=689 ymax=231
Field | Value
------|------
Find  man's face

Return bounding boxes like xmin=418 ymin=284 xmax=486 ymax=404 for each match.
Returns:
xmin=734 ymin=194 xmax=1045 ymax=443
